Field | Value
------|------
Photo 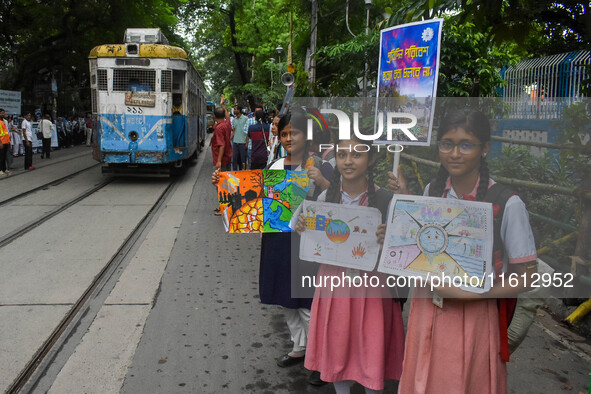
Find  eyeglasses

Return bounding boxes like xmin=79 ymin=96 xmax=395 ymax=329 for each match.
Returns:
xmin=438 ymin=140 xmax=482 ymax=154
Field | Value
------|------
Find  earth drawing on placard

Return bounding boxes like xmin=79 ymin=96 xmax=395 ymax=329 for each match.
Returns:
xmin=326 ymin=219 xmax=350 ymax=243
xmin=217 ymin=170 xmax=309 ymax=233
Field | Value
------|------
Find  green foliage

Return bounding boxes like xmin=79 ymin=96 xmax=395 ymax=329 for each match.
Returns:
xmin=557 ymin=102 xmax=591 ymax=181
xmin=438 ymin=20 xmax=519 ymax=97
xmin=0 ymin=0 xmax=183 ymax=114
xmin=489 ymin=146 xmax=579 ymax=267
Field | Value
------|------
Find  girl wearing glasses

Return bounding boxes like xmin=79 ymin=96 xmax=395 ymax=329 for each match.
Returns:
xmin=389 ymin=109 xmax=537 ymax=394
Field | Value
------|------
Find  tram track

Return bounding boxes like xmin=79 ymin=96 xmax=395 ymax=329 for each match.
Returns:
xmin=3 ymin=150 xmax=94 ymax=181
xmin=5 ymin=178 xmax=178 ymax=394
xmin=0 ymin=163 xmax=100 ymax=207
xmin=0 ymin=176 xmax=114 ymax=249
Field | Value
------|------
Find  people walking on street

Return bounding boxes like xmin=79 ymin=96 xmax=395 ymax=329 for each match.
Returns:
xmin=21 ymin=112 xmax=34 ymax=170
xmin=85 ymin=115 xmax=93 ymax=146
xmin=231 ymin=105 xmax=248 ymax=170
xmin=10 ymin=116 xmax=23 ymax=157
xmin=0 ymin=108 xmax=12 ymax=176
xmin=39 ymin=113 xmax=54 ymax=159
xmin=246 ymin=109 xmax=270 ymax=170
xmin=211 ymin=95 xmax=232 ymax=172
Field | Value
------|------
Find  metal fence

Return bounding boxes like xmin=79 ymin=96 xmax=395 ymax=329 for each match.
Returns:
xmin=502 ymin=50 xmax=590 ymax=119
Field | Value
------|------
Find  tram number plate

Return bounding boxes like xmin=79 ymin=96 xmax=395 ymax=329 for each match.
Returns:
xmin=126 ymin=106 xmax=144 ymax=114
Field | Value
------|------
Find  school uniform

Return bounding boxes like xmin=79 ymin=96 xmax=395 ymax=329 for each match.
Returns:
xmin=258 ymin=157 xmax=321 ymax=353
xmin=398 ymin=177 xmax=537 ymax=394
xmin=304 ymin=188 xmax=405 ymax=390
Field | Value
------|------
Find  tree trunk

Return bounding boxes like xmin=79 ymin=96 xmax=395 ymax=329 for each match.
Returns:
xmin=228 ymin=6 xmax=249 ymax=85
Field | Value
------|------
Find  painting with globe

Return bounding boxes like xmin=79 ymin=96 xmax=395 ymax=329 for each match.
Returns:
xmin=299 ymin=200 xmax=383 ymax=271
xmin=217 ymin=170 xmax=310 ymax=233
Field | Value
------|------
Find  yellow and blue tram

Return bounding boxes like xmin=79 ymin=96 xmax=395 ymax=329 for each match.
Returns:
xmin=88 ymin=28 xmax=207 ymax=174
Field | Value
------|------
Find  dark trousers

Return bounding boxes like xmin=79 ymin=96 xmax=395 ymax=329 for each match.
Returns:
xmin=0 ymin=144 xmax=8 ymax=171
xmin=42 ymin=138 xmax=51 ymax=158
xmin=251 ymin=161 xmax=267 ymax=170
xmin=24 ymin=143 xmax=33 ymax=169
xmin=232 ymin=143 xmax=247 ymax=170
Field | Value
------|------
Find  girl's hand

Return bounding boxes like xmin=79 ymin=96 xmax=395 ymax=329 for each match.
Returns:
xmin=387 ymin=167 xmax=409 ymax=194
xmin=376 ymin=224 xmax=386 ymax=245
xmin=211 ymin=169 xmax=220 ymax=186
xmin=376 ymin=223 xmax=387 ymax=253
xmin=295 ymin=213 xmax=306 ymax=235
xmin=307 ymin=167 xmax=330 ymax=190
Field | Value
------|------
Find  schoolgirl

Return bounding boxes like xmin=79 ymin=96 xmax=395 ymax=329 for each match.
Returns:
xmin=390 ymin=109 xmax=538 ymax=394
xmin=297 ymin=136 xmax=405 ymax=393
xmin=261 ymin=109 xmax=330 ymax=367
xmin=212 ymin=109 xmax=331 ymax=368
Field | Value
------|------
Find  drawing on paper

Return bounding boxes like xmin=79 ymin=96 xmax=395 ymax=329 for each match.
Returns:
xmin=377 ymin=196 xmax=493 ymax=292
xmin=300 ymin=200 xmax=382 ymax=271
xmin=217 ymin=170 xmax=310 ymax=233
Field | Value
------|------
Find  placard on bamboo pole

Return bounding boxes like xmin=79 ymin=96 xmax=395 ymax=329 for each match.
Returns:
xmin=373 ymin=19 xmax=443 ymax=175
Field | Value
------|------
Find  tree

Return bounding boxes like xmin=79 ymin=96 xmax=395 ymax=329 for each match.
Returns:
xmin=0 ymin=0 xmax=183 ymax=114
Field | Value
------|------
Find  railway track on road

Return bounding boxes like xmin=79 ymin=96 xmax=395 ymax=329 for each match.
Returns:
xmin=0 ymin=163 xmax=101 ymax=207
xmin=5 ymin=178 xmax=178 ymax=394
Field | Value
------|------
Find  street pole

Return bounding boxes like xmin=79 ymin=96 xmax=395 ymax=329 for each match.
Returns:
xmin=363 ymin=0 xmax=372 ymax=97
xmin=309 ymin=0 xmax=318 ymax=96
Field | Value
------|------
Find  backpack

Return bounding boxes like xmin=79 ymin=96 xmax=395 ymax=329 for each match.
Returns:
xmin=483 ymin=183 xmax=521 ymax=362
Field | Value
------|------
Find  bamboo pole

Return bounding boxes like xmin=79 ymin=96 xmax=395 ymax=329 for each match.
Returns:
xmin=400 ymin=152 xmax=591 ymax=201
xmin=491 ymin=136 xmax=591 ymax=153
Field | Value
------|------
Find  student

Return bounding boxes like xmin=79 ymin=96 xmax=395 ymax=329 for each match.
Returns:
xmin=211 ymin=109 xmax=330 ymax=380
xmin=389 ymin=109 xmax=537 ymax=394
xmin=296 ymin=136 xmax=405 ymax=394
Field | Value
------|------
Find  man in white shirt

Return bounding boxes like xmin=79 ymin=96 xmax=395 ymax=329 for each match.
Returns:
xmin=39 ymin=114 xmax=55 ymax=159
xmin=21 ymin=112 xmax=35 ymax=170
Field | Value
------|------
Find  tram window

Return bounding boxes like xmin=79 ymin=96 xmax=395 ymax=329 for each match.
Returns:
xmin=161 ymin=70 xmax=172 ymax=92
xmin=97 ymin=69 xmax=107 ymax=91
xmin=113 ymin=69 xmax=155 ymax=92
xmin=116 ymin=59 xmax=150 ymax=67
xmin=172 ymin=70 xmax=185 ymax=93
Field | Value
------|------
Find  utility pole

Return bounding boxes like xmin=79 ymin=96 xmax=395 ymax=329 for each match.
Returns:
xmin=309 ymin=0 xmax=318 ymax=96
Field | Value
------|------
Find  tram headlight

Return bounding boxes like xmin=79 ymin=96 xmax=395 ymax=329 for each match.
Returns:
xmin=129 ymin=131 xmax=139 ymax=141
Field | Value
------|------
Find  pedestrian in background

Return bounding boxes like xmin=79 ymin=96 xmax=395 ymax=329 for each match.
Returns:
xmin=85 ymin=114 xmax=93 ymax=146
xmin=21 ymin=113 xmax=34 ymax=170
xmin=211 ymin=95 xmax=232 ymax=172
xmin=231 ymin=105 xmax=248 ymax=170
xmin=10 ymin=116 xmax=23 ymax=157
xmin=39 ymin=113 xmax=54 ymax=159
xmin=0 ymin=108 xmax=12 ymax=176
xmin=246 ymin=109 xmax=270 ymax=170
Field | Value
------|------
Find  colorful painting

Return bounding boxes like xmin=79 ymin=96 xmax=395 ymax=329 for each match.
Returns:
xmin=299 ymin=201 xmax=382 ymax=271
xmin=377 ymin=196 xmax=493 ymax=293
xmin=217 ymin=170 xmax=310 ymax=233
xmin=374 ymin=19 xmax=442 ymax=146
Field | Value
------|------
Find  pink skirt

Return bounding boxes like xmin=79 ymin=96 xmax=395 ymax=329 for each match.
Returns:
xmin=304 ymin=265 xmax=405 ymax=390
xmin=398 ymin=289 xmax=507 ymax=394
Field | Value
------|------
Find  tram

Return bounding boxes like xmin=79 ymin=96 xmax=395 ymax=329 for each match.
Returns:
xmin=88 ymin=28 xmax=207 ymax=174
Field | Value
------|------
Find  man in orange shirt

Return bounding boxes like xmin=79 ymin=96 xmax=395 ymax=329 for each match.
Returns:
xmin=0 ymin=108 xmax=12 ymax=176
